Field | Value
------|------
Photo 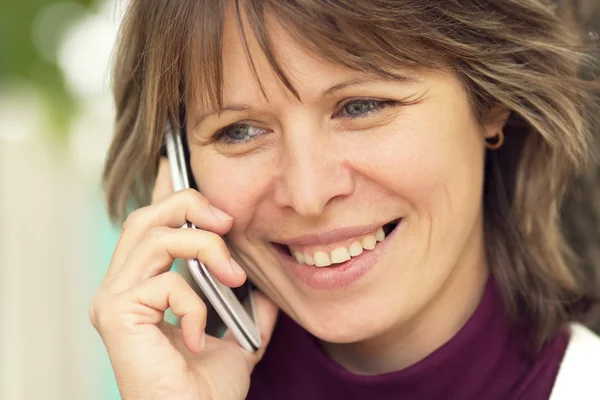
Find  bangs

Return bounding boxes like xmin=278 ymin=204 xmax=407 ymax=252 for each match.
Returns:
xmin=181 ymin=0 xmax=449 ymax=121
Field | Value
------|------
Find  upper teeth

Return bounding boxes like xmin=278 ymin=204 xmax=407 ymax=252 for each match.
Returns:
xmin=290 ymin=226 xmax=386 ymax=267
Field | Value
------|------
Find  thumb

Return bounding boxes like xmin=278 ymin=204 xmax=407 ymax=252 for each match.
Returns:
xmin=152 ymin=157 xmax=174 ymax=204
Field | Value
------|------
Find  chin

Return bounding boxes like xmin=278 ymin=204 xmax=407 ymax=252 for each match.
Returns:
xmin=292 ymin=299 xmax=401 ymax=344
xmin=316 ymin=327 xmax=382 ymax=344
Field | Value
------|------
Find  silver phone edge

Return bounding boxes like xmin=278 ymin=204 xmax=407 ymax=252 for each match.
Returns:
xmin=164 ymin=121 xmax=261 ymax=351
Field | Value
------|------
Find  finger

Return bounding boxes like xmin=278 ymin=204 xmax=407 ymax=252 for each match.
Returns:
xmin=110 ymin=226 xmax=247 ymax=293
xmin=223 ymin=290 xmax=279 ymax=364
xmin=151 ymin=157 xmax=174 ymax=204
xmin=106 ymin=189 xmax=233 ymax=282
xmin=127 ymin=271 xmax=207 ymax=354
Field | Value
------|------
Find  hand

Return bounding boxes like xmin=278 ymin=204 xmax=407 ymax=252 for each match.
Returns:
xmin=89 ymin=158 xmax=279 ymax=400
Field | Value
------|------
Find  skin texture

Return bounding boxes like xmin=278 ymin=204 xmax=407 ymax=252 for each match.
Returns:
xmin=186 ymin=10 xmax=508 ymax=374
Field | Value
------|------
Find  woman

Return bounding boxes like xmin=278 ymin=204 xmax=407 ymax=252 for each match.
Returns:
xmin=90 ymin=1 xmax=600 ymax=399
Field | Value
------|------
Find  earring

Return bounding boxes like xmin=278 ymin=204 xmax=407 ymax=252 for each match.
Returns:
xmin=485 ymin=130 xmax=504 ymax=150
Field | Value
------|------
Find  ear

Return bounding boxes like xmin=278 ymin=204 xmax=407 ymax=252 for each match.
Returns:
xmin=482 ymin=106 xmax=511 ymax=139
xmin=151 ymin=157 xmax=174 ymax=204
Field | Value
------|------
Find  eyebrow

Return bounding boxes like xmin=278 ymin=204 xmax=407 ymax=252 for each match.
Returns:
xmin=191 ymin=74 xmax=417 ymax=129
xmin=319 ymin=76 xmax=416 ymax=97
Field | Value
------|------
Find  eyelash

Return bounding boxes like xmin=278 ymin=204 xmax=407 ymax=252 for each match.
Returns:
xmin=213 ymin=99 xmax=399 ymax=146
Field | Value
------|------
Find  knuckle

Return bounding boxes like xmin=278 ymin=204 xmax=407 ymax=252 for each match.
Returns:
xmin=88 ymin=294 xmax=113 ymax=331
xmin=191 ymin=297 xmax=207 ymax=318
xmin=184 ymin=290 xmax=207 ymax=317
xmin=88 ymin=299 xmax=99 ymax=326
xmin=122 ymin=206 xmax=150 ymax=233
xmin=182 ymin=188 xmax=210 ymax=211
xmin=194 ymin=231 xmax=230 ymax=260
xmin=141 ymin=226 xmax=170 ymax=245
xmin=162 ymin=272 xmax=205 ymax=313
xmin=182 ymin=188 xmax=206 ymax=203
xmin=202 ymin=231 xmax=228 ymax=252
xmin=196 ymin=297 xmax=207 ymax=314
xmin=162 ymin=270 xmax=186 ymax=287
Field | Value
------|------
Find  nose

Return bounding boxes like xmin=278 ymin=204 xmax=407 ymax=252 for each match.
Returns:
xmin=273 ymin=131 xmax=355 ymax=217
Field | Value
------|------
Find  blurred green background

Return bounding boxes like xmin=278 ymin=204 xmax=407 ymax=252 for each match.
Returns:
xmin=0 ymin=1 xmax=598 ymax=400
xmin=1 ymin=0 xmax=123 ymax=399
xmin=1 ymin=0 xmax=94 ymax=137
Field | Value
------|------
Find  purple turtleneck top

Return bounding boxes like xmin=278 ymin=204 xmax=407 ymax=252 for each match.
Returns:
xmin=247 ymin=279 xmax=569 ymax=400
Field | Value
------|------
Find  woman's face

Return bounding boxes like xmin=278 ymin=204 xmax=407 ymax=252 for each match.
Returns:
xmin=187 ymin=14 xmax=504 ymax=344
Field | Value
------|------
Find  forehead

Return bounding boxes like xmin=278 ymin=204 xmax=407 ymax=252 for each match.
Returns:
xmin=186 ymin=1 xmax=445 ymax=117
xmin=219 ymin=7 xmax=357 ymax=106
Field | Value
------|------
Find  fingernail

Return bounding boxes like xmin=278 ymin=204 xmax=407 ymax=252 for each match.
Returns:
xmin=230 ymin=258 xmax=246 ymax=275
xmin=209 ymin=205 xmax=232 ymax=221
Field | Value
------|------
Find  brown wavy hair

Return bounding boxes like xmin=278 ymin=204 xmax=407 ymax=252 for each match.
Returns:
xmin=103 ymin=0 xmax=600 ymax=347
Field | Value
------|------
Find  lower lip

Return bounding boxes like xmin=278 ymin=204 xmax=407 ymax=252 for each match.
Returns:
xmin=275 ymin=221 xmax=402 ymax=291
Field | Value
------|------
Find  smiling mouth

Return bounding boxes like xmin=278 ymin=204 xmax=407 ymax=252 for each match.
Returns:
xmin=273 ymin=219 xmax=401 ymax=267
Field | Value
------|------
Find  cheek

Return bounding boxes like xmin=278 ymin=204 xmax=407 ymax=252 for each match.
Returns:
xmin=349 ymin=111 xmax=485 ymax=223
xmin=190 ymin=151 xmax=273 ymax=228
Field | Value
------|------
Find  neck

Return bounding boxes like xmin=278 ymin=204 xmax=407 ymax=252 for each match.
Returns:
xmin=321 ymin=223 xmax=489 ymax=375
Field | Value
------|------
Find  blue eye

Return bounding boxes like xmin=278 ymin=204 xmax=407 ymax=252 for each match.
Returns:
xmin=338 ymin=99 xmax=394 ymax=119
xmin=216 ymin=123 xmax=265 ymax=145
xmin=212 ymin=99 xmax=397 ymax=147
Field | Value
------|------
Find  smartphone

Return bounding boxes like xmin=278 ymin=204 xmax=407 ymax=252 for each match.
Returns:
xmin=164 ymin=120 xmax=261 ymax=352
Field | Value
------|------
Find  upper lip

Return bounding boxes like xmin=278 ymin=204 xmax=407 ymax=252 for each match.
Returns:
xmin=272 ymin=219 xmax=399 ymax=247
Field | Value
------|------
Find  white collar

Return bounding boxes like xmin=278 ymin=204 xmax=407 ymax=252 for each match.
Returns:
xmin=550 ymin=323 xmax=600 ymax=400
